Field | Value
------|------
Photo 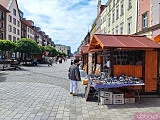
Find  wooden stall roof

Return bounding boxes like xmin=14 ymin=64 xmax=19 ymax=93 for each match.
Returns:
xmin=88 ymin=34 xmax=160 ymax=51
xmin=81 ymin=45 xmax=88 ymax=54
xmin=74 ymin=53 xmax=82 ymax=57
xmin=154 ymin=34 xmax=160 ymax=43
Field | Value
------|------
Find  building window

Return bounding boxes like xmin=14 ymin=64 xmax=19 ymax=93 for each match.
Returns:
xmin=116 ymin=7 xmax=119 ymax=20
xmin=121 ymin=3 xmax=124 ymax=15
xmin=104 ymin=27 xmax=106 ymax=33
xmin=116 ymin=26 xmax=119 ymax=34
xmin=120 ymin=22 xmax=124 ymax=34
xmin=127 ymin=17 xmax=132 ymax=34
xmin=0 ymin=22 xmax=3 ymax=28
xmin=112 ymin=28 xmax=114 ymax=34
xmin=128 ymin=0 xmax=132 ymax=9
xmin=113 ymin=0 xmax=115 ymax=7
xmin=8 ymin=15 xmax=12 ymax=22
xmin=0 ymin=33 xmax=3 ymax=39
xmin=0 ymin=11 xmax=3 ymax=20
xmin=13 ymin=36 xmax=16 ymax=42
xmin=109 ymin=4 xmax=111 ymax=11
xmin=17 ymin=29 xmax=19 ymax=35
xmin=13 ymin=18 xmax=16 ymax=25
xmin=13 ymin=27 xmax=16 ymax=34
xmin=108 ymin=16 xmax=111 ymax=26
xmin=17 ymin=20 xmax=20 ymax=27
xmin=8 ymin=25 xmax=12 ymax=32
xmin=112 ymin=10 xmax=115 ymax=23
xmin=8 ymin=35 xmax=12 ymax=40
xmin=13 ymin=9 xmax=16 ymax=16
xmin=142 ymin=12 xmax=148 ymax=29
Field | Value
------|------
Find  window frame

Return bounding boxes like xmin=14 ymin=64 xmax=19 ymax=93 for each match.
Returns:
xmin=116 ymin=7 xmax=119 ymax=20
xmin=13 ymin=27 xmax=16 ymax=34
xmin=142 ymin=12 xmax=148 ymax=29
xmin=8 ymin=15 xmax=12 ymax=23
xmin=112 ymin=10 xmax=115 ymax=23
xmin=128 ymin=0 xmax=132 ymax=10
xmin=121 ymin=2 xmax=124 ymax=15
xmin=120 ymin=22 xmax=124 ymax=34
xmin=127 ymin=17 xmax=132 ymax=34
xmin=13 ymin=9 xmax=16 ymax=16
xmin=13 ymin=18 xmax=16 ymax=25
xmin=8 ymin=25 xmax=12 ymax=32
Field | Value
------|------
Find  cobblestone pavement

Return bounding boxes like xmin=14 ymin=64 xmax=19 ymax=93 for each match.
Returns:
xmin=0 ymin=60 xmax=160 ymax=120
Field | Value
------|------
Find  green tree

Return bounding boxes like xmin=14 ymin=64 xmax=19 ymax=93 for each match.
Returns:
xmin=15 ymin=38 xmax=39 ymax=54
xmin=0 ymin=40 xmax=16 ymax=59
xmin=60 ymin=52 xmax=67 ymax=57
xmin=0 ymin=39 xmax=16 ymax=51
xmin=38 ymin=45 xmax=45 ymax=54
xmin=44 ymin=46 xmax=58 ymax=56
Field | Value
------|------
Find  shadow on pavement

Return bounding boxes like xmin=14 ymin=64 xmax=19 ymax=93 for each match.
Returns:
xmin=0 ymin=72 xmax=7 ymax=82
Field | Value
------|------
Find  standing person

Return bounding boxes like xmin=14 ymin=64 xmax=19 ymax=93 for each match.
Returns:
xmin=71 ymin=59 xmax=74 ymax=65
xmin=68 ymin=59 xmax=81 ymax=96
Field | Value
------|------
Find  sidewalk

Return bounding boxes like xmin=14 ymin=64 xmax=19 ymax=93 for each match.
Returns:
xmin=0 ymin=60 xmax=160 ymax=120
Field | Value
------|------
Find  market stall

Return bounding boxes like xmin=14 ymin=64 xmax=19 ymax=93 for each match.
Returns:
xmin=81 ymin=45 xmax=89 ymax=73
xmin=88 ymin=34 xmax=160 ymax=93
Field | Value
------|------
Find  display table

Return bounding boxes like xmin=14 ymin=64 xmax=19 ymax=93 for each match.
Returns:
xmin=91 ymin=81 xmax=145 ymax=105
xmin=0 ymin=60 xmax=20 ymax=70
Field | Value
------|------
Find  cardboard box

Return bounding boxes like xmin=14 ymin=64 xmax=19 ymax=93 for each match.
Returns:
xmin=82 ymin=79 xmax=88 ymax=85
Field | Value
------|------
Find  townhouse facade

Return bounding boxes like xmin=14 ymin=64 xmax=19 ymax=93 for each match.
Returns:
xmin=79 ymin=0 xmax=160 ymax=51
xmin=136 ymin=0 xmax=160 ymax=39
xmin=1 ymin=0 xmax=21 ymax=42
xmin=105 ymin=0 xmax=138 ymax=35
xmin=55 ymin=44 xmax=71 ymax=57
xmin=0 ymin=4 xmax=9 ymax=39
xmin=0 ymin=0 xmax=55 ymax=47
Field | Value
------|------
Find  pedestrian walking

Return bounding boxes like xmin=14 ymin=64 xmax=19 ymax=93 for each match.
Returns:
xmin=48 ymin=57 xmax=52 ymax=66
xmin=68 ymin=59 xmax=81 ymax=96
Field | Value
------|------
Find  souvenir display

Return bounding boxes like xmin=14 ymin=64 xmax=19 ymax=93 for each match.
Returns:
xmin=91 ymin=73 xmax=143 ymax=85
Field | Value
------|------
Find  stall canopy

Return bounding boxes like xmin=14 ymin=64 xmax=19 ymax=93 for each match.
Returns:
xmin=74 ymin=53 xmax=82 ymax=57
xmin=81 ymin=45 xmax=89 ymax=54
xmin=154 ymin=34 xmax=160 ymax=43
xmin=88 ymin=34 xmax=160 ymax=51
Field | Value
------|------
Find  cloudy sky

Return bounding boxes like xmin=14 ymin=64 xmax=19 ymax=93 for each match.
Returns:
xmin=17 ymin=0 xmax=108 ymax=53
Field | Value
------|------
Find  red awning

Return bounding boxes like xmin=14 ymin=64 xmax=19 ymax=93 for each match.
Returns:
xmin=88 ymin=34 xmax=160 ymax=51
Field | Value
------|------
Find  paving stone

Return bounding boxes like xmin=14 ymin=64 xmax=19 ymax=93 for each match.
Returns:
xmin=0 ymin=61 xmax=160 ymax=119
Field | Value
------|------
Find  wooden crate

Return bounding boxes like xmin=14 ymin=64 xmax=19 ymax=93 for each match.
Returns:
xmin=124 ymin=98 xmax=135 ymax=104
xmin=100 ymin=97 xmax=112 ymax=105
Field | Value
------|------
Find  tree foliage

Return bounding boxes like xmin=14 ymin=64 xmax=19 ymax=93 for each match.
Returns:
xmin=0 ymin=39 xmax=16 ymax=51
xmin=38 ymin=45 xmax=45 ymax=54
xmin=15 ymin=38 xmax=40 ymax=54
xmin=59 ymin=52 xmax=67 ymax=56
xmin=44 ymin=46 xmax=58 ymax=56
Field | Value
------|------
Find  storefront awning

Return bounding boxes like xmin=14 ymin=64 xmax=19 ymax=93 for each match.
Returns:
xmin=88 ymin=34 xmax=160 ymax=51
